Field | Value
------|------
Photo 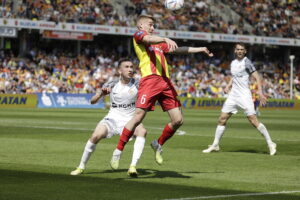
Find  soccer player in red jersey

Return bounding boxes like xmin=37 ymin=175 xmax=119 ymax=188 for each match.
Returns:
xmin=110 ymin=15 xmax=213 ymax=172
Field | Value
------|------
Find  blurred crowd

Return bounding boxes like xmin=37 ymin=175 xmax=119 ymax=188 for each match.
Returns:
xmin=0 ymin=48 xmax=119 ymax=94
xmin=0 ymin=48 xmax=299 ymax=99
xmin=223 ymin=0 xmax=300 ymax=38
xmin=125 ymin=0 xmax=247 ymax=34
xmin=1 ymin=0 xmax=116 ymax=24
xmin=0 ymin=0 xmax=299 ymax=38
xmin=169 ymin=54 xmax=300 ymax=100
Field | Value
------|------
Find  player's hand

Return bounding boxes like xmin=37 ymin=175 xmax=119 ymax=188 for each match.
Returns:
xmin=164 ymin=38 xmax=178 ymax=52
xmin=199 ymin=47 xmax=213 ymax=57
xmin=258 ymin=93 xmax=267 ymax=106
xmin=101 ymin=87 xmax=111 ymax=95
xmin=224 ymin=86 xmax=230 ymax=94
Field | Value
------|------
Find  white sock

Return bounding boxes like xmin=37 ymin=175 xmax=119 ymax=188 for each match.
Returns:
xmin=113 ymin=149 xmax=122 ymax=156
xmin=257 ymin=123 xmax=273 ymax=146
xmin=212 ymin=125 xmax=226 ymax=146
xmin=78 ymin=140 xmax=97 ymax=169
xmin=130 ymin=136 xmax=145 ymax=167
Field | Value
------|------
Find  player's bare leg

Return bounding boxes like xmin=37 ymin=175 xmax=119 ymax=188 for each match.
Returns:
xmin=203 ymin=112 xmax=232 ymax=153
xmin=127 ymin=124 xmax=147 ymax=177
xmin=151 ymin=107 xmax=183 ymax=165
xmin=111 ymin=108 xmax=147 ymax=169
xmin=115 ymin=108 xmax=147 ymax=151
xmin=71 ymin=124 xmax=108 ymax=175
xmin=247 ymin=115 xmax=276 ymax=155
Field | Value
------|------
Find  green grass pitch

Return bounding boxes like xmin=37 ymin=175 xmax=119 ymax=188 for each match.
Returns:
xmin=0 ymin=108 xmax=300 ymax=200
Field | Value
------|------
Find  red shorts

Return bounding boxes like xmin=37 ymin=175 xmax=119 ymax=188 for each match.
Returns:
xmin=136 ymin=75 xmax=181 ymax=111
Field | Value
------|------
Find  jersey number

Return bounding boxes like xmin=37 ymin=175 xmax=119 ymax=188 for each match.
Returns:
xmin=140 ymin=94 xmax=147 ymax=104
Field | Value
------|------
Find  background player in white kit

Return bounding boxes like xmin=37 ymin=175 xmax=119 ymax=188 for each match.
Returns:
xmin=70 ymin=59 xmax=146 ymax=177
xmin=203 ymin=43 xmax=277 ymax=155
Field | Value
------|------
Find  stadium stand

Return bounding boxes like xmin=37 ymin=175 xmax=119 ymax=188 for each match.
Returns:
xmin=0 ymin=0 xmax=298 ymax=37
xmin=222 ymin=0 xmax=300 ymax=38
xmin=13 ymin=0 xmax=115 ymax=24
xmin=0 ymin=45 xmax=299 ymax=99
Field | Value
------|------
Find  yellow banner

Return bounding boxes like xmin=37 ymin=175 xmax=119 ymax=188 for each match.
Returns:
xmin=261 ymin=99 xmax=300 ymax=110
xmin=0 ymin=94 xmax=37 ymax=108
xmin=179 ymin=97 xmax=300 ymax=110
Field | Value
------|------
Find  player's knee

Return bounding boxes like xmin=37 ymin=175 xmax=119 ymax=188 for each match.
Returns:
xmin=90 ymin=133 xmax=105 ymax=143
xmin=218 ymin=116 xmax=227 ymax=125
xmin=248 ymin=116 xmax=259 ymax=127
xmin=133 ymin=124 xmax=147 ymax=137
xmin=137 ymin=128 xmax=147 ymax=137
xmin=142 ymin=127 xmax=147 ymax=136
xmin=172 ymin=117 xmax=183 ymax=127
xmin=90 ymin=135 xmax=100 ymax=143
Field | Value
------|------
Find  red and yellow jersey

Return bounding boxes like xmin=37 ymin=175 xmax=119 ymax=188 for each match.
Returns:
xmin=133 ymin=30 xmax=170 ymax=78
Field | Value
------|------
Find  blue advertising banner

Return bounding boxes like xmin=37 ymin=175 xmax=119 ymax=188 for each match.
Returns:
xmin=37 ymin=93 xmax=105 ymax=108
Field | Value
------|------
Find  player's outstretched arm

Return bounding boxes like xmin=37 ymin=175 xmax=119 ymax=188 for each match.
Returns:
xmin=173 ymin=47 xmax=213 ymax=57
xmin=90 ymin=88 xmax=111 ymax=104
xmin=251 ymin=71 xmax=267 ymax=106
xmin=142 ymin=35 xmax=178 ymax=52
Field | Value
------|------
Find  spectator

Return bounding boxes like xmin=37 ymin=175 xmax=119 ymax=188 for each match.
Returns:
xmin=0 ymin=0 xmax=298 ymax=38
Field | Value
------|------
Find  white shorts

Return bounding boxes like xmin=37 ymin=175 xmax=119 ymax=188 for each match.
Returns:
xmin=221 ymin=96 xmax=256 ymax=116
xmin=98 ymin=115 xmax=130 ymax=138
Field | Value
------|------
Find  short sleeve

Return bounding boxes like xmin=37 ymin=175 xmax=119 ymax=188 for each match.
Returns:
xmin=245 ymin=58 xmax=256 ymax=74
xmin=133 ymin=30 xmax=148 ymax=44
xmin=129 ymin=78 xmax=139 ymax=89
xmin=102 ymin=80 xmax=118 ymax=89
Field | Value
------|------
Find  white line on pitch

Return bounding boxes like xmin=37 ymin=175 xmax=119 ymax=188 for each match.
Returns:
xmin=162 ymin=190 xmax=300 ymax=200
xmin=1 ymin=124 xmax=299 ymax=142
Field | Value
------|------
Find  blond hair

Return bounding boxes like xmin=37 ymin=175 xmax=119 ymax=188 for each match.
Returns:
xmin=137 ymin=14 xmax=156 ymax=24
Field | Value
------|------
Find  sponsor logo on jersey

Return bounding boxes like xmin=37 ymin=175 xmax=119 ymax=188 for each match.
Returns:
xmin=112 ymin=102 xmax=135 ymax=108
xmin=148 ymin=46 xmax=163 ymax=53
xmin=128 ymin=89 xmax=135 ymax=95
xmin=136 ymin=31 xmax=144 ymax=36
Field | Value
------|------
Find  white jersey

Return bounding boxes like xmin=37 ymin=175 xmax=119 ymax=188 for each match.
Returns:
xmin=103 ymin=78 xmax=139 ymax=119
xmin=229 ymin=57 xmax=256 ymax=98
xmin=222 ymin=57 xmax=257 ymax=116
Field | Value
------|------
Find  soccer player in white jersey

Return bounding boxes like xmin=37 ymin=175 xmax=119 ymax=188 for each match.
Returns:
xmin=203 ymin=43 xmax=277 ymax=155
xmin=70 ymin=59 xmax=146 ymax=177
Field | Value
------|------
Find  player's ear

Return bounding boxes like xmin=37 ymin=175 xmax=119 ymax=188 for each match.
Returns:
xmin=137 ymin=21 xmax=143 ymax=29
